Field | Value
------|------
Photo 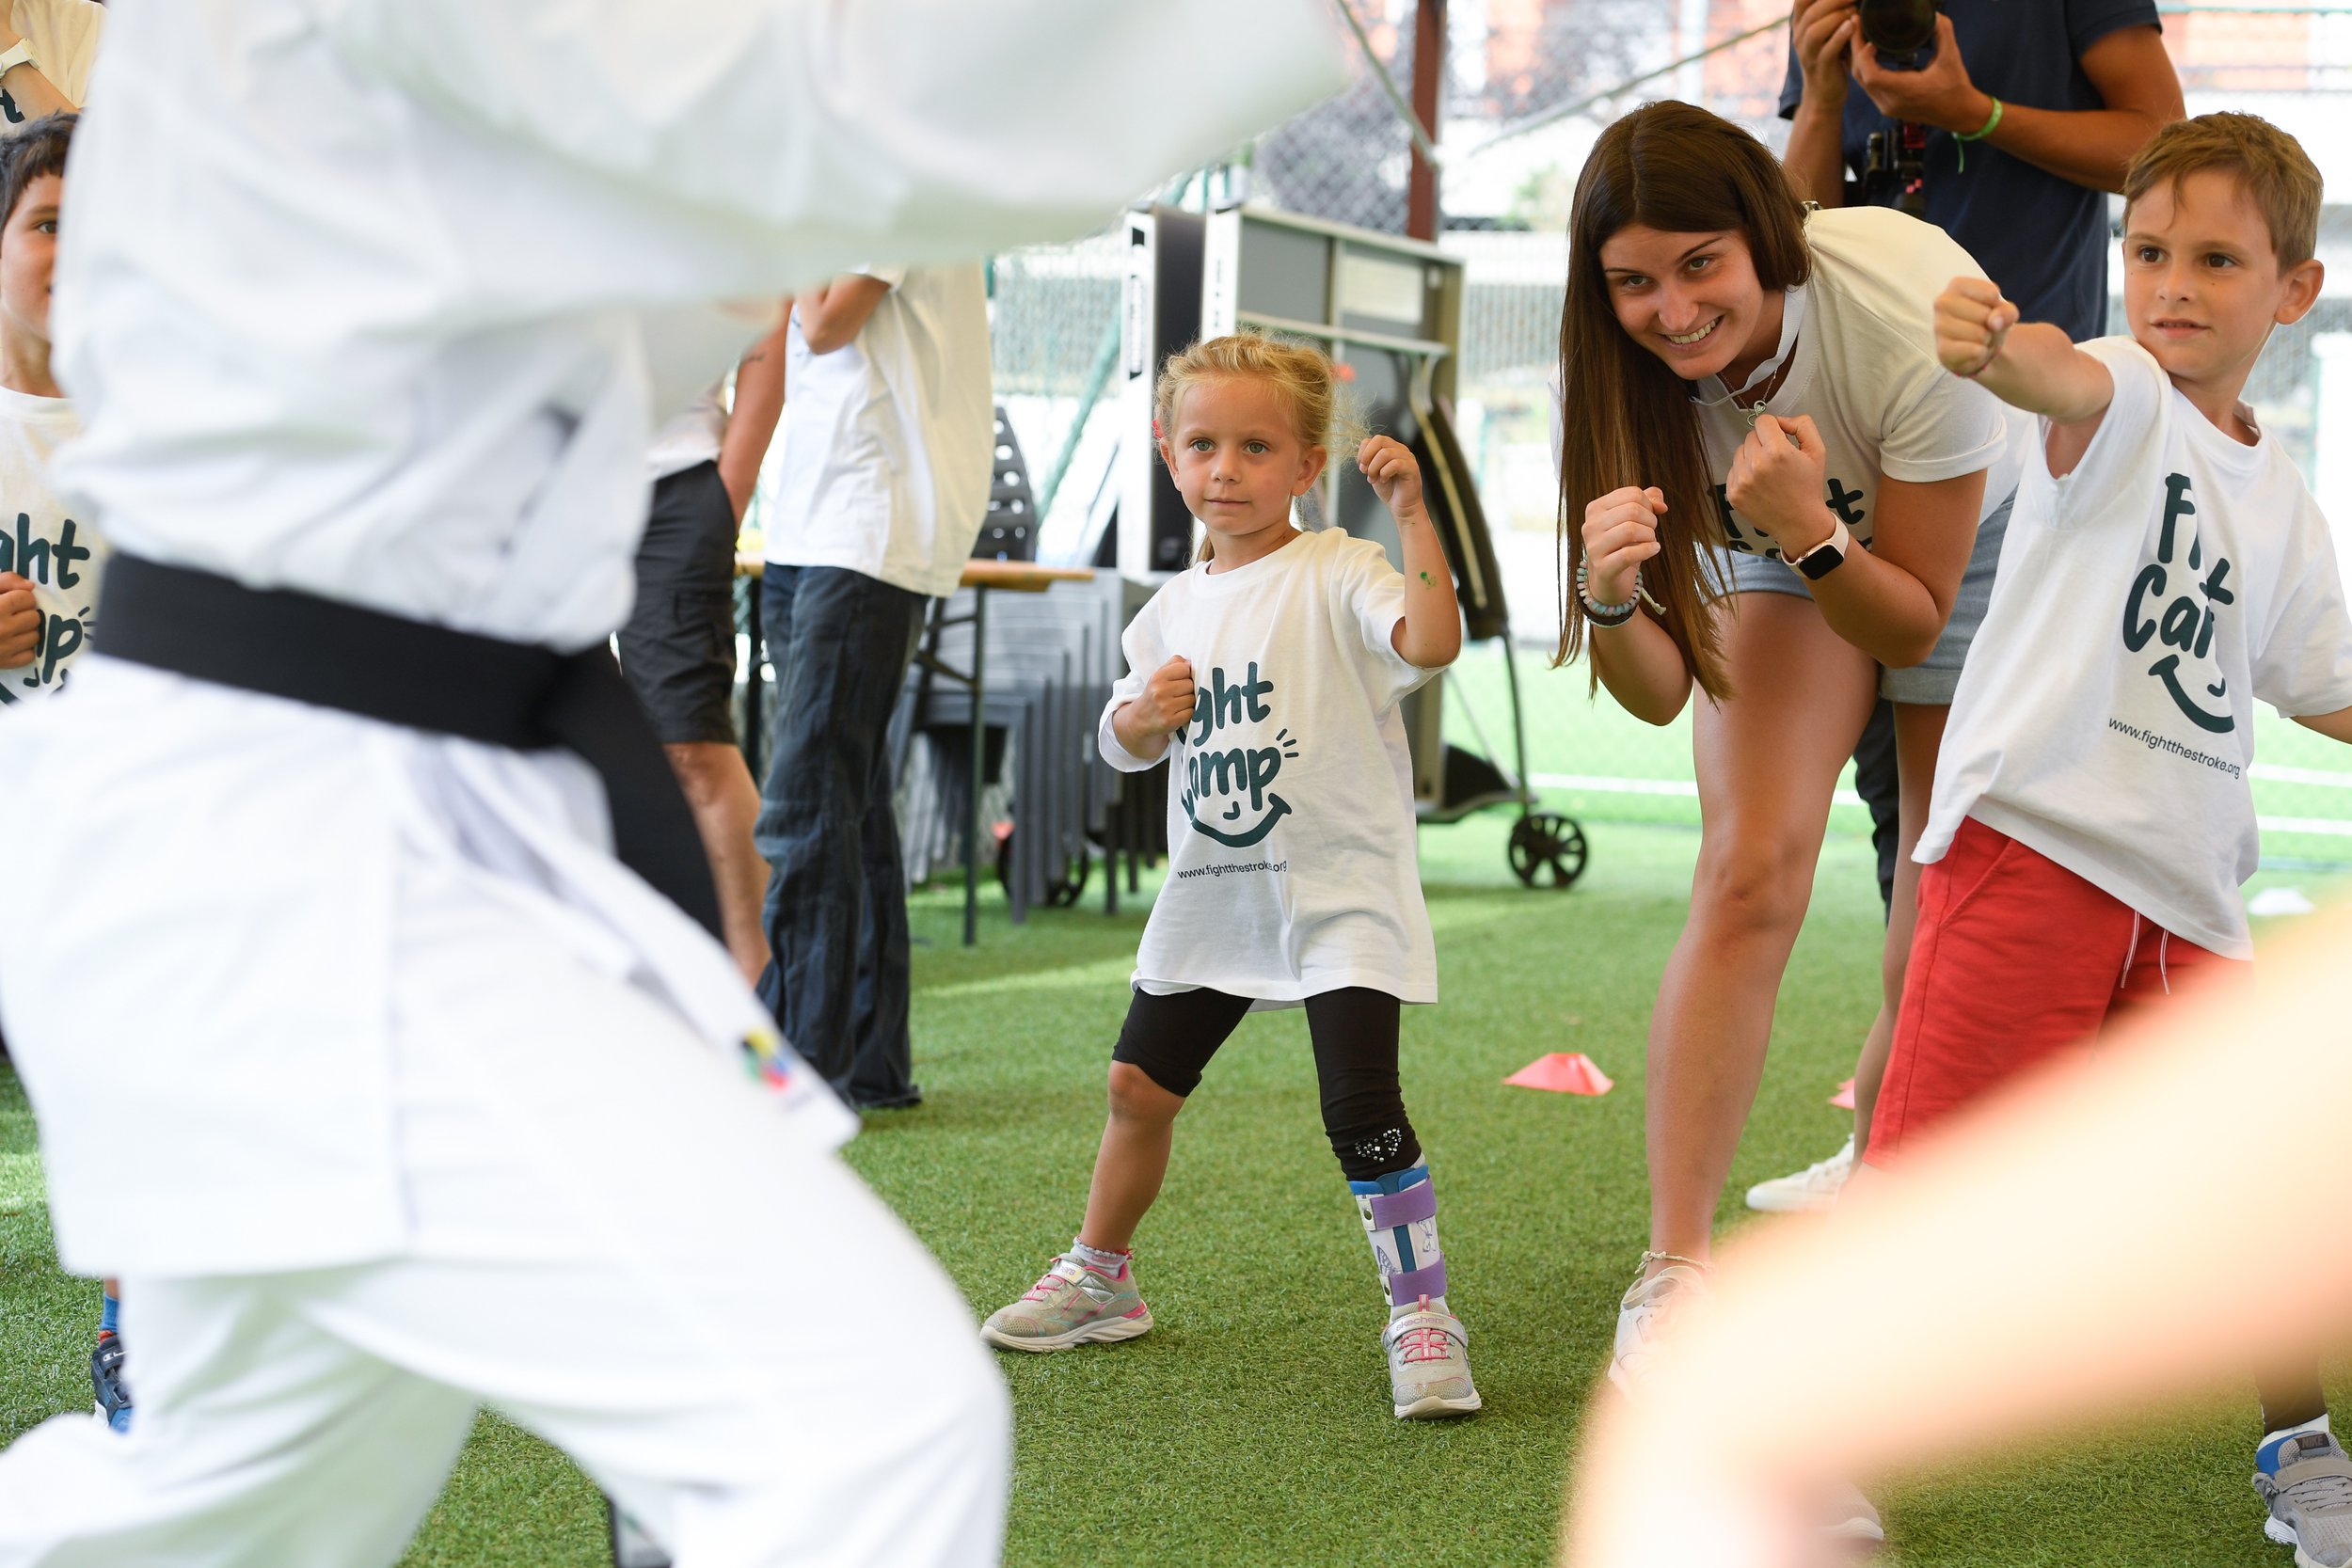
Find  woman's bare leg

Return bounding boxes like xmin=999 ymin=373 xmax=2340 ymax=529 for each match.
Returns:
xmin=1645 ymin=595 xmax=1878 ymax=1265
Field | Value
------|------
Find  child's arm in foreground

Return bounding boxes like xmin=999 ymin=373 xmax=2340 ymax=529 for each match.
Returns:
xmin=1934 ymin=277 xmax=2116 ymax=475
xmin=1360 ymin=436 xmax=1463 ymax=669
xmin=1109 ymin=656 xmax=1196 ymax=764
xmin=1564 ymin=908 xmax=2352 ymax=1567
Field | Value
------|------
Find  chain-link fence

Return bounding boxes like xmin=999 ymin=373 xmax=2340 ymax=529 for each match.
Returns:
xmin=985 ymin=2 xmax=2352 ymax=864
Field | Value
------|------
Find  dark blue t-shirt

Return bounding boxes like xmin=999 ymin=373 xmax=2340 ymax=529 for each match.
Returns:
xmin=1778 ymin=0 xmax=2160 ymax=342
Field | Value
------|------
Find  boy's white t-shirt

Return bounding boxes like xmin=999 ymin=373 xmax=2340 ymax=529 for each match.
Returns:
xmin=1695 ymin=206 xmax=2023 ymax=558
xmin=0 ymin=384 xmax=99 ymax=705
xmin=1100 ymin=525 xmax=1438 ymax=1004
xmin=1920 ymin=336 xmax=2352 ymax=959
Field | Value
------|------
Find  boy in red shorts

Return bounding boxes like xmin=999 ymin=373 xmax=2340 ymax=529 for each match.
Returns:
xmin=1905 ymin=113 xmax=2352 ymax=1566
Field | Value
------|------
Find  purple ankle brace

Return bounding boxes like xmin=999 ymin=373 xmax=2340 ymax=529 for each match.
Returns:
xmin=1389 ymin=1258 xmax=1447 ymax=1307
xmin=1364 ymin=1178 xmax=1438 ymax=1228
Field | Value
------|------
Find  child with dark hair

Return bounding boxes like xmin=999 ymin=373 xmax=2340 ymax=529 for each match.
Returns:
xmin=0 ymin=112 xmax=124 ymax=1433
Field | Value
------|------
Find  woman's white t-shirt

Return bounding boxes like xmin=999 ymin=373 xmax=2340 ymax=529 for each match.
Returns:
xmin=1696 ymin=206 xmax=2024 ymax=559
xmin=1100 ymin=525 xmax=1438 ymax=1005
xmin=1920 ymin=337 xmax=2352 ymax=959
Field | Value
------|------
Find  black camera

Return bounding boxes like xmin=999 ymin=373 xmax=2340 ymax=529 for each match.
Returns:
xmin=1858 ymin=0 xmax=1940 ymax=68
xmin=1863 ymin=122 xmax=1931 ymax=218
xmin=1854 ymin=0 xmax=1942 ymax=215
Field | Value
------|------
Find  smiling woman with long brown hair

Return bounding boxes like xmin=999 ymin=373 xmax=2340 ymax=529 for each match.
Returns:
xmin=1554 ymin=102 xmax=2020 ymax=1513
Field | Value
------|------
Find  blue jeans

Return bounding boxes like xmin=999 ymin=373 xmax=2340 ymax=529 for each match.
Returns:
xmin=754 ymin=565 xmax=929 ymax=1107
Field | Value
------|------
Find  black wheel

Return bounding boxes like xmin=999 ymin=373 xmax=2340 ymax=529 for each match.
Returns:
xmin=993 ymin=828 xmax=1091 ymax=907
xmin=1508 ymin=812 xmax=1587 ymax=890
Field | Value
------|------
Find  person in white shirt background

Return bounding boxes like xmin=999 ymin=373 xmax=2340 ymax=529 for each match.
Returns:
xmin=754 ymin=263 xmax=992 ymax=1111
xmin=0 ymin=0 xmax=102 ymax=126
xmin=0 ymin=3 xmax=1344 ymax=1565
xmin=626 ymin=319 xmax=790 ymax=988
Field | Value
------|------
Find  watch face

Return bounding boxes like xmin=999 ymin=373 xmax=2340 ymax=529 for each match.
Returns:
xmin=1797 ymin=544 xmax=1844 ymax=580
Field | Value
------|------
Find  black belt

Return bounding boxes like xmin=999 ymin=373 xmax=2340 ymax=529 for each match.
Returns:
xmin=94 ymin=554 xmax=724 ymax=941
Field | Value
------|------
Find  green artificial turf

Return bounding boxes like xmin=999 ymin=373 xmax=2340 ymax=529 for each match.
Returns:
xmin=3 ymin=801 xmax=2345 ymax=1566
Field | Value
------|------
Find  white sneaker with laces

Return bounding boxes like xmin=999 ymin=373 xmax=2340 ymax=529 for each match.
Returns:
xmin=1744 ymin=1135 xmax=1855 ymax=1214
xmin=1608 ymin=1256 xmax=1708 ymax=1396
xmin=2256 ymin=1432 xmax=2352 ymax=1567
xmin=1383 ymin=1295 xmax=1481 ymax=1419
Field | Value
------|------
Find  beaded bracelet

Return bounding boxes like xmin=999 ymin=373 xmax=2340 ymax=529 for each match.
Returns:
xmin=1576 ymin=559 xmax=1641 ymax=628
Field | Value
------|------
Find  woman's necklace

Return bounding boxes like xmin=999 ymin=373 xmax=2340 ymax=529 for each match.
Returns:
xmin=1731 ymin=341 xmax=1800 ymax=426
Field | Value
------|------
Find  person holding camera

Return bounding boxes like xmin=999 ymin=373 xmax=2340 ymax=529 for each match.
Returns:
xmin=1746 ymin=0 xmax=2184 ymax=1217
xmin=1785 ymin=1 xmax=2182 ymax=341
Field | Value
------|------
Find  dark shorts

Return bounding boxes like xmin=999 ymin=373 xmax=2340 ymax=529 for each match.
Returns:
xmin=618 ymin=460 xmax=739 ymax=747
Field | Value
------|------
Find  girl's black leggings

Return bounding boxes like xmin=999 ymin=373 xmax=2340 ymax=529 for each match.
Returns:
xmin=1109 ymin=985 xmax=1421 ymax=1182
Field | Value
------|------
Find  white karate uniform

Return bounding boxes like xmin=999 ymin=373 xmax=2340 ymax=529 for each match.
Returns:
xmin=0 ymin=2 xmax=1343 ymax=1563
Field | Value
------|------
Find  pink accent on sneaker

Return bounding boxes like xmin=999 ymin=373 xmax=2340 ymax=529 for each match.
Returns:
xmin=1022 ymin=1265 xmax=1077 ymax=1303
xmin=1393 ymin=1295 xmax=1455 ymax=1364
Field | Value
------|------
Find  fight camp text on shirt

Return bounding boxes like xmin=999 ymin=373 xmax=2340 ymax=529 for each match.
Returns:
xmin=1922 ymin=337 xmax=2352 ymax=958
xmin=0 ymin=386 xmax=101 ymax=704
xmin=1101 ymin=525 xmax=1439 ymax=1006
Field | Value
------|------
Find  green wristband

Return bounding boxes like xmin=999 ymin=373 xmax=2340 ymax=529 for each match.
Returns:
xmin=1953 ymin=96 xmax=2002 ymax=171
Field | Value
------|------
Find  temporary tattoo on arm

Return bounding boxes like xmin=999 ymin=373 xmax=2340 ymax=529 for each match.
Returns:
xmin=1419 ymin=571 xmax=1438 ymax=588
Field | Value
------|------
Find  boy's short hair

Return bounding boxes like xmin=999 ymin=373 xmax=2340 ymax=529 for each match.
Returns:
xmin=2122 ymin=111 xmax=2321 ymax=270
xmin=0 ymin=112 xmax=74 ymax=235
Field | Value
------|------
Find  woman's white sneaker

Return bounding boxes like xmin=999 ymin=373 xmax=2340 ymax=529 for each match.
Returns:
xmin=1608 ymin=1258 xmax=1709 ymax=1395
xmin=1744 ymin=1135 xmax=1855 ymax=1214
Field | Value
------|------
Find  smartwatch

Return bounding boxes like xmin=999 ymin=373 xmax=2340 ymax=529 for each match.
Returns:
xmin=1786 ymin=515 xmax=1851 ymax=581
xmin=0 ymin=40 xmax=36 ymax=79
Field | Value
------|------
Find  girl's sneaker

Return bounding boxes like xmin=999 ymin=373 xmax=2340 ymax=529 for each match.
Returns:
xmin=1383 ymin=1296 xmax=1480 ymax=1419
xmin=980 ymin=1254 xmax=1153 ymax=1352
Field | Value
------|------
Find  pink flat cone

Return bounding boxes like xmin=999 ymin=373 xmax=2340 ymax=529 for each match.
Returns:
xmin=1504 ymin=1052 xmax=1614 ymax=1096
xmin=1828 ymin=1078 xmax=1856 ymax=1110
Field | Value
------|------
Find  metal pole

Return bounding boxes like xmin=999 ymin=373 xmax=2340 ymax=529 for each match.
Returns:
xmin=964 ymin=587 xmax=988 ymax=947
xmin=1407 ymin=0 xmax=1446 ymax=241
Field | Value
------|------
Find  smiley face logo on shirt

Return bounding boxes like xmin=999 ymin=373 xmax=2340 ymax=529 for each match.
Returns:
xmin=2122 ymin=474 xmax=2234 ymax=735
xmin=1178 ymin=661 xmax=1300 ymax=848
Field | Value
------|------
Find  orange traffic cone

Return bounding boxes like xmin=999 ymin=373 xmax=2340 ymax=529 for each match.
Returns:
xmin=1503 ymin=1052 xmax=1614 ymax=1096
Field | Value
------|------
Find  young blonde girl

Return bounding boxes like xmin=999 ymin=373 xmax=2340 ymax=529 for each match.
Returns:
xmin=980 ymin=334 xmax=1478 ymax=1419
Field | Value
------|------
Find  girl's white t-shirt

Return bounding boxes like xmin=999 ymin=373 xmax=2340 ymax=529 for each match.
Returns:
xmin=1695 ymin=206 xmax=2024 ymax=558
xmin=1100 ymin=525 xmax=1438 ymax=1004
xmin=1921 ymin=337 xmax=2352 ymax=959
